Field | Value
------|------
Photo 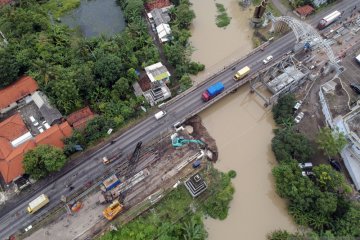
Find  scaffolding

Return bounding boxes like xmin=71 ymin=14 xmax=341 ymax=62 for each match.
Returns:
xmin=267 ymin=13 xmax=343 ymax=74
xmin=250 ymin=55 xmax=309 ymax=106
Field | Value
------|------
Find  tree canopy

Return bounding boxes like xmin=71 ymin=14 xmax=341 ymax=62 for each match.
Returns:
xmin=23 ymin=145 xmax=67 ymax=179
xmin=0 ymin=46 xmax=21 ymax=87
xmin=316 ymin=127 xmax=347 ymax=157
xmin=272 ymin=94 xmax=296 ymax=126
xmin=272 ymin=127 xmax=313 ymax=163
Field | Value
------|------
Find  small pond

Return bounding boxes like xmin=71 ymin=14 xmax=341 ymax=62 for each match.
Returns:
xmin=61 ymin=0 xmax=126 ymax=38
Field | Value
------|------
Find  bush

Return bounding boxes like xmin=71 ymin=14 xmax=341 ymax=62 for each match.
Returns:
xmin=203 ymin=171 xmax=234 ymax=220
xmin=228 ymin=170 xmax=237 ymax=178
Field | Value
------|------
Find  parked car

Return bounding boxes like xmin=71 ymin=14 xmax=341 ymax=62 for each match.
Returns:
xmin=299 ymin=162 xmax=313 ymax=170
xmin=293 ymin=100 xmax=303 ymax=112
xmin=294 ymin=112 xmax=304 ymax=123
xmin=302 ymin=171 xmax=315 ymax=177
xmin=329 ymin=159 xmax=342 ymax=171
xmin=263 ymin=55 xmax=273 ymax=64
xmin=350 ymin=84 xmax=360 ymax=94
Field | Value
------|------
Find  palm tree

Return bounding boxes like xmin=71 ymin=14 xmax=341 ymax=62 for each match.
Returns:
xmin=182 ymin=218 xmax=206 ymax=240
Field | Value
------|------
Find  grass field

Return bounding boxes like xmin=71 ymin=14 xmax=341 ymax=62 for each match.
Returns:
xmin=43 ymin=0 xmax=81 ymax=18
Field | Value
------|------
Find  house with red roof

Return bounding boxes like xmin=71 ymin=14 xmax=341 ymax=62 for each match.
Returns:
xmin=0 ymin=75 xmax=74 ymax=183
xmin=0 ymin=76 xmax=39 ymax=114
xmin=145 ymin=0 xmax=171 ymax=12
xmin=66 ymin=106 xmax=95 ymax=130
xmin=0 ymin=113 xmax=72 ymax=183
xmin=295 ymin=5 xmax=314 ymax=18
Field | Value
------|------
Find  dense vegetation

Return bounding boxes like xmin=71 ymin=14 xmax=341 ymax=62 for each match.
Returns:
xmin=164 ymin=0 xmax=204 ymax=91
xmin=0 ymin=0 xmax=205 ymax=155
xmin=269 ymin=94 xmax=360 ymax=238
xmin=100 ymin=169 xmax=236 ymax=239
xmin=23 ymin=145 xmax=67 ymax=179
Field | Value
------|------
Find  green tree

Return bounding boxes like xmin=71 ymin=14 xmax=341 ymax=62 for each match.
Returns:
xmin=272 ymin=128 xmax=313 ymax=163
xmin=111 ymin=77 xmax=132 ymax=100
xmin=23 ymin=145 xmax=67 ymax=179
xmin=272 ymin=94 xmax=296 ymax=126
xmin=94 ymin=54 xmax=123 ymax=87
xmin=50 ymin=78 xmax=82 ymax=115
xmin=312 ymin=164 xmax=351 ymax=193
xmin=174 ymin=0 xmax=196 ymax=29
xmin=203 ymin=170 xmax=235 ymax=220
xmin=179 ymin=74 xmax=192 ymax=92
xmin=267 ymin=230 xmax=293 ymax=240
xmin=0 ymin=47 xmax=20 ymax=87
xmin=182 ymin=217 xmax=207 ymax=240
xmin=316 ymin=127 xmax=347 ymax=157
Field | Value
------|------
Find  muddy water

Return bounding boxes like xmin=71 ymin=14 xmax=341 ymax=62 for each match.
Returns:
xmin=190 ymin=0 xmax=297 ymax=238
xmin=200 ymin=87 xmax=296 ymax=239
xmin=190 ymin=0 xmax=254 ymax=83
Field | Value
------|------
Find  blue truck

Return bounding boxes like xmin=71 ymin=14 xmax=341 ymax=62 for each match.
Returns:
xmin=202 ymin=82 xmax=225 ymax=102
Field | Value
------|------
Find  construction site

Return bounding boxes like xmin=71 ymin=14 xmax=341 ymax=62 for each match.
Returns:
xmin=249 ymin=9 xmax=360 ymax=190
xmin=22 ymin=116 xmax=218 ymax=240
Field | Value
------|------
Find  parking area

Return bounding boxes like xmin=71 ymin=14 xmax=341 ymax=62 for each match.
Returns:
xmin=18 ymin=101 xmax=51 ymax=136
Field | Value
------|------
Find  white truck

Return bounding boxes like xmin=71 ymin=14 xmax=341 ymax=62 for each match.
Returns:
xmin=27 ymin=194 xmax=49 ymax=214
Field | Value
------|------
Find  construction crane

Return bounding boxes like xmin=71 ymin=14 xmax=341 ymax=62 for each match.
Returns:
xmin=102 ymin=141 xmax=143 ymax=221
xmin=171 ymin=134 xmax=205 ymax=148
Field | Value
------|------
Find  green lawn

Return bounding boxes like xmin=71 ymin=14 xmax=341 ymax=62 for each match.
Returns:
xmin=42 ymin=0 xmax=81 ymax=18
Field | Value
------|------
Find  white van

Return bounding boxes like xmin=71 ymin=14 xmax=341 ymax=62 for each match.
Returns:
xmin=154 ymin=110 xmax=166 ymax=120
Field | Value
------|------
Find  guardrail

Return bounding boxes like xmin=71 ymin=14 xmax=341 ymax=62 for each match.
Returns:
xmin=163 ymin=40 xmax=271 ymax=108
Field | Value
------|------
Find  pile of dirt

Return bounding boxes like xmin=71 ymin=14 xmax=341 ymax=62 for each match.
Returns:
xmin=185 ymin=115 xmax=218 ymax=161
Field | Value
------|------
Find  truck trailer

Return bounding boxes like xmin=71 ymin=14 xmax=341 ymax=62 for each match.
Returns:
xmin=27 ymin=194 xmax=49 ymax=214
xmin=202 ymin=82 xmax=224 ymax=102
xmin=233 ymin=66 xmax=251 ymax=81
xmin=101 ymin=174 xmax=121 ymax=192
xmin=317 ymin=11 xmax=341 ymax=29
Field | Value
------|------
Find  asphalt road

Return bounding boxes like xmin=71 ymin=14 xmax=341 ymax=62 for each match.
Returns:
xmin=0 ymin=1 xmax=358 ymax=238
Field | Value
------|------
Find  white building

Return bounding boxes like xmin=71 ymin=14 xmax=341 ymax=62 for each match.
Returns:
xmin=145 ymin=62 xmax=171 ymax=83
xmin=156 ymin=23 xmax=172 ymax=43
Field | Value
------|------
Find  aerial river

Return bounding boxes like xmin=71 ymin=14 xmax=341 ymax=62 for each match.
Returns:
xmin=190 ymin=0 xmax=297 ymax=238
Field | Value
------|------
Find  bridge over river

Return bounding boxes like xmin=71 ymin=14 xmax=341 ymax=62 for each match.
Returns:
xmin=0 ymin=0 xmax=357 ymax=238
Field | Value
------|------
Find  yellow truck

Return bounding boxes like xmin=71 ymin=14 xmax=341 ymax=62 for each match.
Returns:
xmin=27 ymin=194 xmax=49 ymax=214
xmin=233 ymin=66 xmax=251 ymax=81
xmin=103 ymin=199 xmax=123 ymax=221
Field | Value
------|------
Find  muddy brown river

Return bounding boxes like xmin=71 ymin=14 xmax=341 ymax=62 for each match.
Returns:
xmin=190 ymin=0 xmax=297 ymax=238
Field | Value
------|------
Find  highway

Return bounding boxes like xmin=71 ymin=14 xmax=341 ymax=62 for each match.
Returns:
xmin=0 ymin=0 xmax=358 ymax=238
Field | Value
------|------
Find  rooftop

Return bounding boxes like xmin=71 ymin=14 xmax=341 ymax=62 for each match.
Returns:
xmin=145 ymin=62 xmax=171 ymax=83
xmin=0 ymin=76 xmax=38 ymax=110
xmin=0 ymin=113 xmax=28 ymax=142
xmin=0 ymin=117 xmax=72 ymax=183
xmin=67 ymin=106 xmax=95 ymax=129
xmin=150 ymin=8 xmax=171 ymax=26
xmin=184 ymin=173 xmax=207 ymax=198
xmin=295 ymin=5 xmax=315 ymax=17
xmin=145 ymin=0 xmax=171 ymax=12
